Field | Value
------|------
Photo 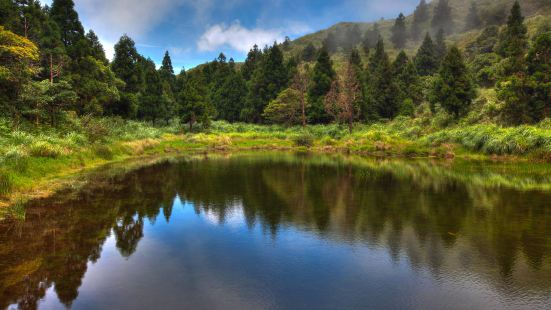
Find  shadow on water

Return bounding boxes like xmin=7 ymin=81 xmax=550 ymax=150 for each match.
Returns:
xmin=0 ymin=152 xmax=550 ymax=309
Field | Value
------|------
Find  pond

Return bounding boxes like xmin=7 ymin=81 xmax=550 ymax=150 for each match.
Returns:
xmin=1 ymin=153 xmax=550 ymax=309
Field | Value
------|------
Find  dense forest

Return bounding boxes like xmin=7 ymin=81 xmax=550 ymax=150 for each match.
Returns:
xmin=0 ymin=0 xmax=549 ymax=132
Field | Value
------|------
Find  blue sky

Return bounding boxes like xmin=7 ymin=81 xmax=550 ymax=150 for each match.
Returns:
xmin=41 ymin=0 xmax=420 ymax=70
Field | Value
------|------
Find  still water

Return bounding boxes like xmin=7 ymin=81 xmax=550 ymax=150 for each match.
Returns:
xmin=1 ymin=153 xmax=550 ymax=309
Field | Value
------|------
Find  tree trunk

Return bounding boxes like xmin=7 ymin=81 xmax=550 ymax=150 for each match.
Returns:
xmin=301 ymin=98 xmax=306 ymax=127
xmin=50 ymin=54 xmax=54 ymax=84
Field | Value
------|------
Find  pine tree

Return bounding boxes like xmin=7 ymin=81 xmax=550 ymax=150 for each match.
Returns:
xmin=212 ymin=69 xmax=247 ymax=122
xmin=415 ymin=33 xmax=439 ymax=76
xmin=499 ymin=32 xmax=551 ymax=124
xmin=244 ymin=43 xmax=288 ymax=122
xmin=50 ymin=0 xmax=85 ymax=57
xmin=497 ymin=1 xmax=528 ymax=74
xmin=526 ymin=32 xmax=551 ymax=122
xmin=178 ymin=75 xmax=212 ymax=131
xmin=391 ymin=13 xmax=408 ymax=49
xmin=412 ymin=0 xmax=429 ymax=41
xmin=242 ymin=44 xmax=262 ymax=81
xmin=369 ymin=38 xmax=387 ymax=74
xmin=365 ymin=23 xmax=380 ymax=49
xmin=159 ymin=51 xmax=176 ymax=96
xmin=139 ymin=58 xmax=164 ymax=123
xmin=393 ymin=51 xmax=422 ymax=108
xmin=307 ymin=46 xmax=335 ymax=123
xmin=431 ymin=0 xmax=453 ymax=35
xmin=39 ymin=19 xmax=65 ymax=83
xmin=302 ymin=43 xmax=317 ymax=62
xmin=465 ymin=2 xmax=482 ymax=31
xmin=86 ymin=31 xmax=107 ymax=64
xmin=365 ymin=38 xmax=399 ymax=120
xmin=12 ymin=0 xmax=47 ymax=42
xmin=435 ymin=29 xmax=447 ymax=62
xmin=111 ymin=35 xmax=143 ymax=93
xmin=343 ymin=25 xmax=362 ymax=52
xmin=432 ymin=47 xmax=475 ymax=118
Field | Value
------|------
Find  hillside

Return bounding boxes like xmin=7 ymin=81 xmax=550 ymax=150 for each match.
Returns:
xmin=287 ymin=0 xmax=551 ymax=60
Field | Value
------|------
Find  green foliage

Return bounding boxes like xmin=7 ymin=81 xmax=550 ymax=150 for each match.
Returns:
xmin=393 ymin=51 xmax=422 ymax=105
xmin=307 ymin=47 xmax=335 ymax=123
xmin=391 ymin=13 xmax=408 ymax=49
xmin=368 ymin=39 xmax=400 ymax=120
xmin=432 ymin=47 xmax=475 ymax=118
xmin=178 ymin=76 xmax=213 ymax=131
xmin=244 ymin=44 xmax=288 ymax=123
xmin=50 ymin=0 xmax=84 ymax=58
xmin=263 ymin=88 xmax=302 ymax=125
xmin=111 ymin=35 xmax=143 ymax=94
xmin=497 ymin=1 xmax=528 ymax=75
xmin=292 ymin=132 xmax=314 ymax=147
xmin=301 ymin=43 xmax=317 ymax=62
xmin=415 ymin=33 xmax=439 ymax=76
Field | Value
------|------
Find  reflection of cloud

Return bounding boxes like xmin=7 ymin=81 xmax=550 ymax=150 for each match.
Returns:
xmin=203 ymin=201 xmax=247 ymax=228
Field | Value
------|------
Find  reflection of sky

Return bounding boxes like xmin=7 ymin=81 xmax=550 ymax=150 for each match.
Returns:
xmin=30 ymin=199 xmax=551 ymax=309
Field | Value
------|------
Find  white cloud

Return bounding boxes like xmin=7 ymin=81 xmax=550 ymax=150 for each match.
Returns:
xmin=198 ymin=21 xmax=309 ymax=54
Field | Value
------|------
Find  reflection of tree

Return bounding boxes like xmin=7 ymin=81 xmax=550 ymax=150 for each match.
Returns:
xmin=113 ymin=216 xmax=144 ymax=258
xmin=0 ymin=154 xmax=550 ymax=308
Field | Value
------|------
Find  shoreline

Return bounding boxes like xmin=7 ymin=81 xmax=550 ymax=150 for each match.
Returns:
xmin=0 ymin=132 xmax=546 ymax=217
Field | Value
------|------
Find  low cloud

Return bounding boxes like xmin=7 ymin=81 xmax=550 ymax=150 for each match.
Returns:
xmin=198 ymin=22 xmax=309 ymax=54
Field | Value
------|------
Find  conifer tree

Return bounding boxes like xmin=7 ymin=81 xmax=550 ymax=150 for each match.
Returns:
xmin=435 ymin=29 xmax=448 ymax=62
xmin=526 ymin=32 xmax=551 ymax=121
xmin=139 ymin=58 xmax=164 ymax=123
xmin=111 ymin=35 xmax=143 ymax=93
xmin=50 ymin=0 xmax=84 ymax=57
xmin=393 ymin=51 xmax=422 ymax=108
xmin=159 ymin=51 xmax=176 ymax=95
xmin=213 ymin=68 xmax=247 ymax=122
xmin=244 ymin=43 xmax=288 ymax=122
xmin=86 ymin=31 xmax=107 ymax=64
xmin=431 ymin=0 xmax=453 ymax=34
xmin=412 ymin=0 xmax=429 ymax=41
xmin=365 ymin=23 xmax=380 ymax=49
xmin=242 ymin=44 xmax=262 ymax=81
xmin=391 ymin=13 xmax=408 ymax=49
xmin=178 ymin=75 xmax=212 ymax=131
xmin=415 ymin=33 xmax=439 ymax=76
xmin=302 ymin=43 xmax=317 ymax=62
xmin=39 ymin=19 xmax=65 ymax=83
xmin=369 ymin=38 xmax=387 ymax=74
xmin=307 ymin=46 xmax=335 ymax=123
xmin=366 ymin=39 xmax=400 ymax=120
xmin=465 ymin=2 xmax=482 ymax=31
xmin=497 ymin=1 xmax=528 ymax=74
xmin=432 ymin=47 xmax=475 ymax=118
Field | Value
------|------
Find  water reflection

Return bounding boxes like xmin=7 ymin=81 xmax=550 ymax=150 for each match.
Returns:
xmin=1 ymin=153 xmax=550 ymax=309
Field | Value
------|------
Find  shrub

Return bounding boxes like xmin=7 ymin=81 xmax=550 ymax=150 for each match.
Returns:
xmin=29 ymin=141 xmax=63 ymax=158
xmin=93 ymin=144 xmax=114 ymax=160
xmin=293 ymin=132 xmax=314 ymax=147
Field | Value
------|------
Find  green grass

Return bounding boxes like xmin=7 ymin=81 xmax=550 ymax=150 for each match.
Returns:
xmin=2 ymin=114 xmax=551 ymax=211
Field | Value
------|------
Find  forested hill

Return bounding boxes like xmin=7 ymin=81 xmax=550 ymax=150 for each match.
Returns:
xmin=1 ymin=0 xmax=550 ymax=131
xmin=287 ymin=0 xmax=551 ymax=59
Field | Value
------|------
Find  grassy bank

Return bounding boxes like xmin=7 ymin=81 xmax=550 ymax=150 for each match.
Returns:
xmin=2 ymin=116 xmax=551 ymax=214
